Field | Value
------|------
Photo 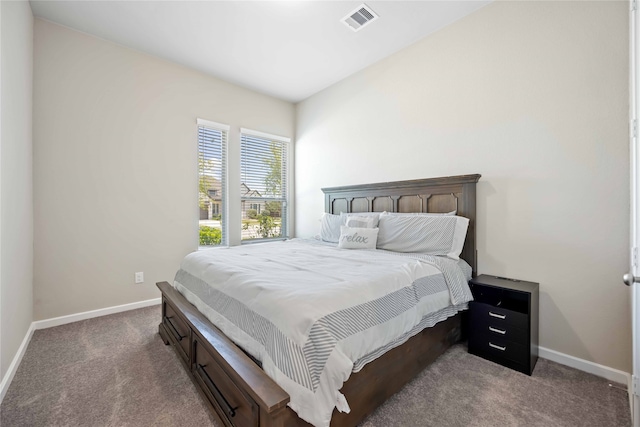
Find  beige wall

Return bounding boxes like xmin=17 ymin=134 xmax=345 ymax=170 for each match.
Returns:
xmin=296 ymin=1 xmax=631 ymax=371
xmin=33 ymin=19 xmax=295 ymax=320
xmin=1 ymin=1 xmax=34 ymax=378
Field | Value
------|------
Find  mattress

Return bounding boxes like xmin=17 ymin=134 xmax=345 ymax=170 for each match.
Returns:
xmin=173 ymin=238 xmax=473 ymax=427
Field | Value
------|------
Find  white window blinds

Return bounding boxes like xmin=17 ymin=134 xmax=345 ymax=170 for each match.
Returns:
xmin=197 ymin=119 xmax=228 ymax=247
xmin=240 ymin=129 xmax=290 ymax=242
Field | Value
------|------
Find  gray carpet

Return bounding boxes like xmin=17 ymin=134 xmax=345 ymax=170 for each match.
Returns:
xmin=0 ymin=305 xmax=631 ymax=426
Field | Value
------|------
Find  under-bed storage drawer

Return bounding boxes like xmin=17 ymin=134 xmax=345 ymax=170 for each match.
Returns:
xmin=193 ymin=337 xmax=258 ymax=427
xmin=162 ymin=299 xmax=190 ymax=363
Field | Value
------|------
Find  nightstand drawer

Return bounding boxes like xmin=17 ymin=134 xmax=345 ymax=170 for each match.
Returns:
xmin=473 ymin=321 xmax=527 ymax=344
xmin=468 ymin=334 xmax=529 ymax=365
xmin=469 ymin=301 xmax=528 ymax=331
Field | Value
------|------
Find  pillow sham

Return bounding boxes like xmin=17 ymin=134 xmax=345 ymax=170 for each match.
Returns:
xmin=344 ymin=215 xmax=376 ymax=228
xmin=320 ymin=213 xmax=342 ymax=243
xmin=377 ymin=213 xmax=469 ymax=259
xmin=340 ymin=212 xmax=381 ymax=227
xmin=338 ymin=226 xmax=378 ymax=250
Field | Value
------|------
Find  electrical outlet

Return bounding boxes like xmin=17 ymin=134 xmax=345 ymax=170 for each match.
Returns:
xmin=135 ymin=272 xmax=144 ymax=284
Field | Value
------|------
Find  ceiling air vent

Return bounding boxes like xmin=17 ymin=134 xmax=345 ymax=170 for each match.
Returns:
xmin=342 ymin=4 xmax=379 ymax=32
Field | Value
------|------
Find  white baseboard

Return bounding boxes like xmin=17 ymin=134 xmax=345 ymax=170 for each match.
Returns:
xmin=0 ymin=323 xmax=35 ymax=403
xmin=32 ymin=298 xmax=161 ymax=330
xmin=539 ymin=346 xmax=631 ymax=387
xmin=0 ymin=297 xmax=161 ymax=404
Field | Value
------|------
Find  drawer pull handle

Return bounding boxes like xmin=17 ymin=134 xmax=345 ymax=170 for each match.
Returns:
xmin=488 ymin=326 xmax=506 ymax=335
xmin=197 ymin=364 xmax=238 ymax=419
xmin=489 ymin=342 xmax=506 ymax=351
xmin=488 ymin=311 xmax=506 ymax=320
xmin=165 ymin=316 xmax=185 ymax=341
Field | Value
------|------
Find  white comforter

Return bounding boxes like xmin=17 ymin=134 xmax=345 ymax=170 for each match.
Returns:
xmin=174 ymin=239 xmax=472 ymax=427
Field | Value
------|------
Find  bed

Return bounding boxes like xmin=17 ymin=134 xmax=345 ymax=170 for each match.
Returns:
xmin=157 ymin=173 xmax=481 ymax=427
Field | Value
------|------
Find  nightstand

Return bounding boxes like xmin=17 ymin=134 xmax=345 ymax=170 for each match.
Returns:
xmin=468 ymin=274 xmax=539 ymax=375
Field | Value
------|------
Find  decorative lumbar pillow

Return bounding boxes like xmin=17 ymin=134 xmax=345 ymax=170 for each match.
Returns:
xmin=344 ymin=215 xmax=376 ymax=228
xmin=340 ymin=212 xmax=381 ymax=227
xmin=338 ymin=226 xmax=379 ymax=250
xmin=320 ymin=213 xmax=342 ymax=243
xmin=377 ymin=213 xmax=469 ymax=259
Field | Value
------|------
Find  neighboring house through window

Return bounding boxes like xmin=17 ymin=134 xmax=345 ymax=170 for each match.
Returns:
xmin=198 ymin=118 xmax=228 ymax=247
xmin=240 ymin=128 xmax=290 ymax=242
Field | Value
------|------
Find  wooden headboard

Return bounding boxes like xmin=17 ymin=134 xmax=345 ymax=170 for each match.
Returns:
xmin=321 ymin=174 xmax=481 ymax=277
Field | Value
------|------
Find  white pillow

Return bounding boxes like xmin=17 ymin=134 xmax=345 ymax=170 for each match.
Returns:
xmin=338 ymin=226 xmax=378 ymax=250
xmin=340 ymin=212 xmax=381 ymax=227
xmin=345 ymin=215 xmax=376 ymax=228
xmin=377 ymin=213 xmax=469 ymax=259
xmin=320 ymin=213 xmax=342 ymax=243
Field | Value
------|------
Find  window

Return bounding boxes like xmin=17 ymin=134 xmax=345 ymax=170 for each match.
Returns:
xmin=198 ymin=119 xmax=229 ymax=247
xmin=240 ymin=129 xmax=290 ymax=242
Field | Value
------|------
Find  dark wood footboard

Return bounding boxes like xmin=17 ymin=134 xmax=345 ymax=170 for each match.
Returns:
xmin=157 ymin=281 xmax=462 ymax=427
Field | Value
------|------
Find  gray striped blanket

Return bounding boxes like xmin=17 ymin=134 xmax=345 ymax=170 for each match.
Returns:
xmin=174 ymin=239 xmax=472 ymax=427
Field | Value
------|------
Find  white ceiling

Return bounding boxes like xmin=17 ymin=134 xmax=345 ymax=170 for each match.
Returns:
xmin=30 ymin=1 xmax=491 ymax=103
